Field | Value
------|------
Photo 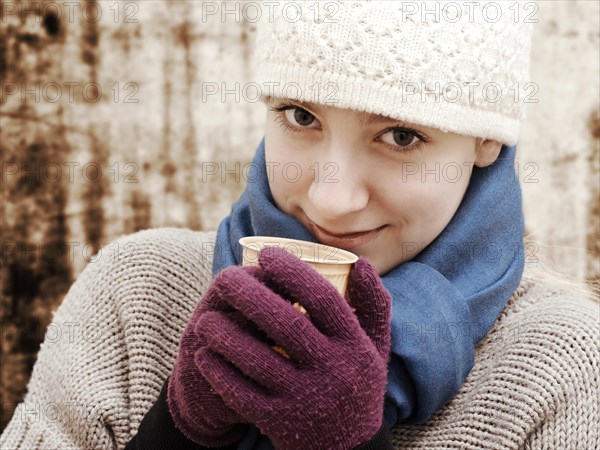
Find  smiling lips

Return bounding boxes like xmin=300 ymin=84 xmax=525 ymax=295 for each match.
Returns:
xmin=304 ymin=215 xmax=386 ymax=251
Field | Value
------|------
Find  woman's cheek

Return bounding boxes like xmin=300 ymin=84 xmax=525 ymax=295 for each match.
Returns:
xmin=268 ymin=159 xmax=312 ymax=211
xmin=405 ymin=179 xmax=454 ymax=224
xmin=425 ymin=179 xmax=468 ymax=232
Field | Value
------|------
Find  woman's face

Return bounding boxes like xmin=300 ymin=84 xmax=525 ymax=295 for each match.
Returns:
xmin=264 ymin=98 xmax=497 ymax=275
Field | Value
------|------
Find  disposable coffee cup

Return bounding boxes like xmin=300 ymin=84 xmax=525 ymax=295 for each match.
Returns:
xmin=238 ymin=236 xmax=358 ymax=296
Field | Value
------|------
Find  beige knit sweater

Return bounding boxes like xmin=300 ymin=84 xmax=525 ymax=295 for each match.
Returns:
xmin=1 ymin=228 xmax=598 ymax=450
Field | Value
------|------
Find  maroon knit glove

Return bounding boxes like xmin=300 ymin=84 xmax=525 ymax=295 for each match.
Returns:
xmin=196 ymin=247 xmax=392 ymax=450
xmin=166 ymin=269 xmax=270 ymax=446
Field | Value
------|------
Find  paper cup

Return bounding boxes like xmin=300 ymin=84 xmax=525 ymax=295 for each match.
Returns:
xmin=238 ymin=236 xmax=358 ymax=296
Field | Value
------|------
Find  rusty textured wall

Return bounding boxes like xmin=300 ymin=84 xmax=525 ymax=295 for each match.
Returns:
xmin=519 ymin=0 xmax=600 ymax=285
xmin=1 ymin=0 xmax=598 ymax=433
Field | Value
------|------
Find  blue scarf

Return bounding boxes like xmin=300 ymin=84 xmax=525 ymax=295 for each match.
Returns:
xmin=213 ymin=138 xmax=525 ymax=449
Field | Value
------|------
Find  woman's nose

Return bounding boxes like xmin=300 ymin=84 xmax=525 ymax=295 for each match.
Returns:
xmin=307 ymin=156 xmax=369 ymax=221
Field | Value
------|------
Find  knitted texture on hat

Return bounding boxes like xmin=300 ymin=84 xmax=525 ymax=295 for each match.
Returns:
xmin=253 ymin=0 xmax=534 ymax=145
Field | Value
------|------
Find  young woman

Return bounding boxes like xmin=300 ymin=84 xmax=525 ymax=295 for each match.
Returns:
xmin=2 ymin=2 xmax=598 ymax=449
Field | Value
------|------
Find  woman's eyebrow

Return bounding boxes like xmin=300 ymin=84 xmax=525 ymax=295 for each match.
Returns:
xmin=286 ymin=100 xmax=401 ymax=126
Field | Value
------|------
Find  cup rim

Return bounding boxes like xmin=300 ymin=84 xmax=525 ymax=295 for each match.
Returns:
xmin=238 ymin=236 xmax=359 ymax=264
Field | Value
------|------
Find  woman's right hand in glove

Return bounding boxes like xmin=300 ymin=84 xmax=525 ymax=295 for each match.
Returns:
xmin=166 ymin=268 xmax=265 ymax=447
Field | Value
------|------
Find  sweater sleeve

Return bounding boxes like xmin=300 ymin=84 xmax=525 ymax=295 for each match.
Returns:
xmin=388 ymin=278 xmax=600 ymax=450
xmin=0 ymin=228 xmax=217 ymax=450
xmin=522 ymin=295 xmax=600 ymax=450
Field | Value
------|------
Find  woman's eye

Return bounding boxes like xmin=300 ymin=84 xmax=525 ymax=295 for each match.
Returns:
xmin=380 ymin=129 xmax=419 ymax=148
xmin=285 ymin=108 xmax=318 ymax=128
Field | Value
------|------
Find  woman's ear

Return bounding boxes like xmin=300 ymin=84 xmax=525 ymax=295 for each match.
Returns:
xmin=474 ymin=138 xmax=503 ymax=168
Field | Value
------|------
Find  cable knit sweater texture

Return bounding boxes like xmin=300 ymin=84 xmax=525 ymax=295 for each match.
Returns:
xmin=0 ymin=228 xmax=598 ymax=449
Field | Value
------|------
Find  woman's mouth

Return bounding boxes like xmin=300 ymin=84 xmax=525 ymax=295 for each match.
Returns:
xmin=304 ymin=215 xmax=386 ymax=251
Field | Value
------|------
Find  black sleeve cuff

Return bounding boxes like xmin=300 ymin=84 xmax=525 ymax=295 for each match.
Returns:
xmin=353 ymin=421 xmax=394 ymax=450
xmin=124 ymin=377 xmax=239 ymax=450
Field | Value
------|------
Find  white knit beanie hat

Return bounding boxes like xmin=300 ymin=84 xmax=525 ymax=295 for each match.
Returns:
xmin=253 ymin=1 xmax=534 ymax=146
